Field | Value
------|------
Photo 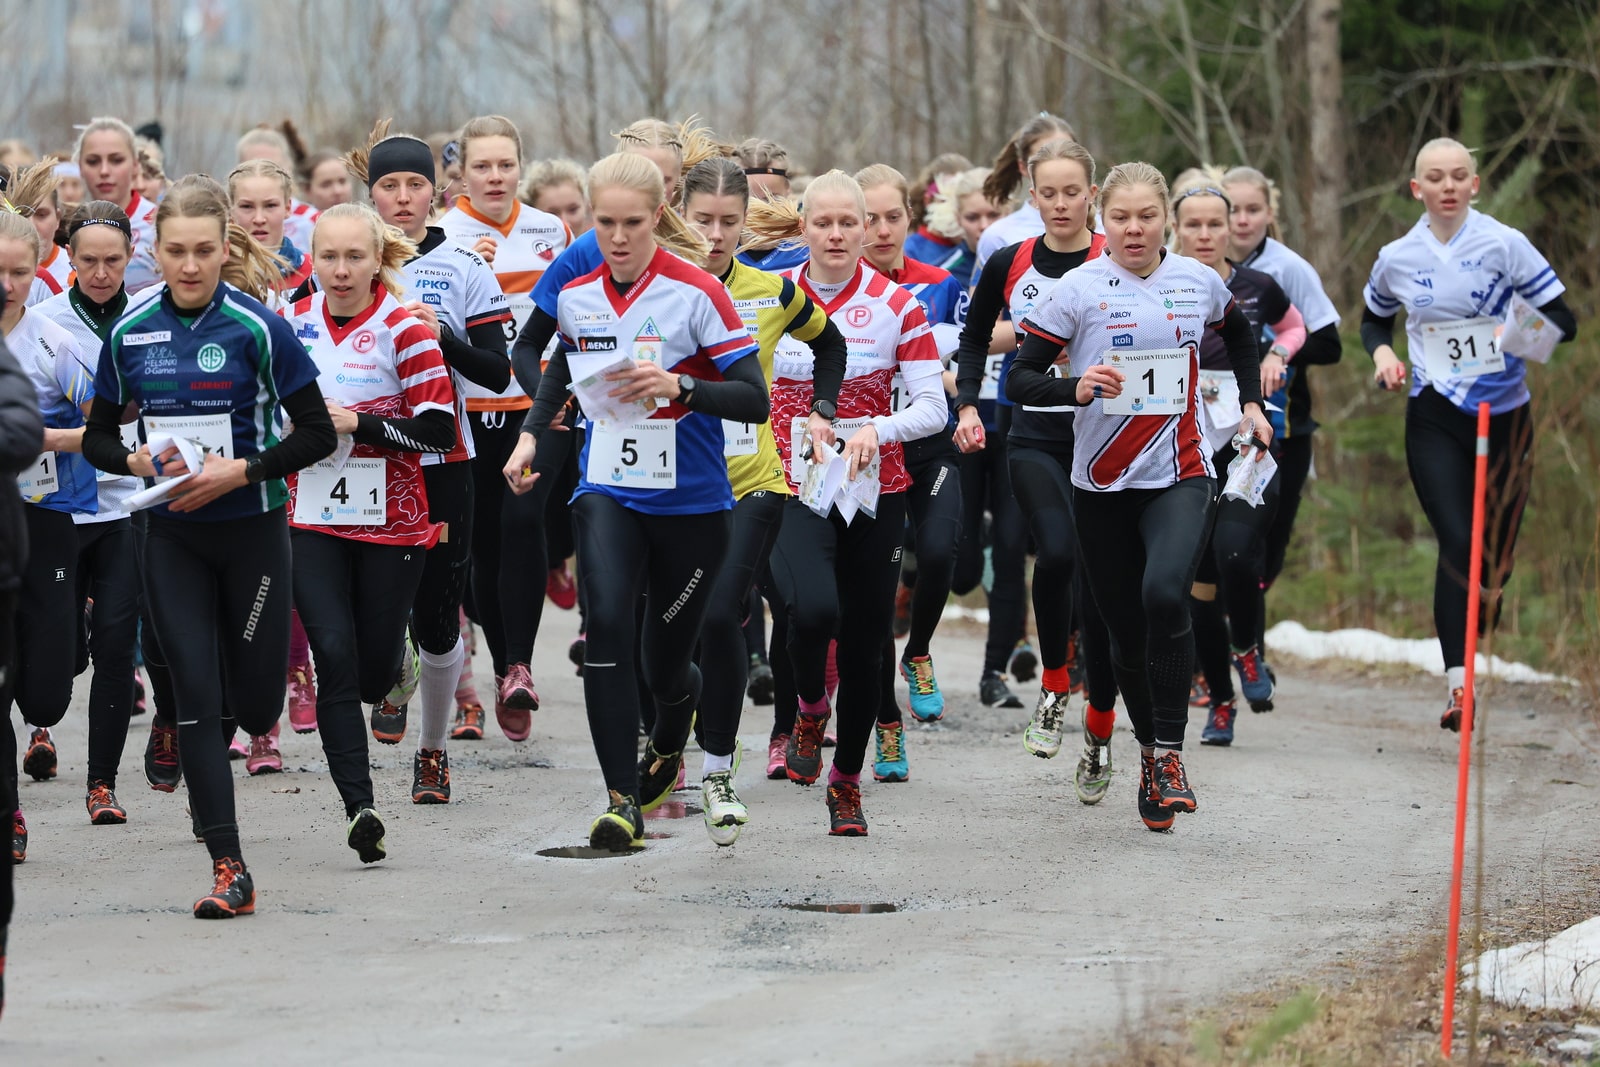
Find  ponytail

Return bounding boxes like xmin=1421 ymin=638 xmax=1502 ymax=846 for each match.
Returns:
xmin=587 ymin=153 xmax=710 ymax=267
xmin=983 ymin=113 xmax=1075 ymax=205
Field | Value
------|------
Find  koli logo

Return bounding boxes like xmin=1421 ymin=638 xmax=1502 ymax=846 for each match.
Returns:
xmin=1021 ymin=283 xmax=1039 ymax=300
xmin=196 ymin=343 xmax=227 ymax=373
xmin=1113 ymin=333 xmax=1134 ymax=348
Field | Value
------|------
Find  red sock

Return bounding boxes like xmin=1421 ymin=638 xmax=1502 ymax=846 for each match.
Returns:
xmin=1042 ymin=665 xmax=1071 ymax=693
xmin=1085 ymin=705 xmax=1116 ymax=740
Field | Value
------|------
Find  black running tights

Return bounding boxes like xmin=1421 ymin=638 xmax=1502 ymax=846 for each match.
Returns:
xmin=75 ymin=518 xmax=140 ymax=786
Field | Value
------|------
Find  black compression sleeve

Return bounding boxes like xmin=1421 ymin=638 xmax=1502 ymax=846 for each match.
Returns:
xmin=1298 ymin=322 xmax=1343 ymax=366
xmin=352 ymin=407 xmax=456 ymax=453
xmin=82 ymin=396 xmax=133 ymax=475
xmin=257 ymin=382 xmax=337 ymax=479
xmin=803 ymin=318 xmax=847 ymax=407
xmin=1219 ymin=305 xmax=1264 ymax=409
xmin=683 ymin=355 xmax=769 ymax=423
xmin=955 ymin=247 xmax=1013 ymax=410
xmin=1360 ymin=308 xmax=1397 ymax=357
xmin=1005 ymin=330 xmax=1078 ymax=407
xmin=511 ymin=306 xmax=560 ymax=398
xmin=522 ymin=346 xmax=572 ymax=435
xmin=440 ymin=320 xmax=511 ymax=393
xmin=1537 ymin=293 xmax=1579 ymax=342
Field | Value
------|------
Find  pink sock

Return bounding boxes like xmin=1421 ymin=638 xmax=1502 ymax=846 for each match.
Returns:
xmin=799 ymin=695 xmax=830 ymax=720
xmin=288 ymin=610 xmax=309 ymax=667
xmin=828 ymin=765 xmax=860 ymax=787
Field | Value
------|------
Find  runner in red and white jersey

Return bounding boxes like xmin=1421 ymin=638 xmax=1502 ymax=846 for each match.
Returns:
xmin=284 ymin=204 xmax=457 ymax=862
xmin=1 ymin=158 xmax=71 ymax=298
xmin=1010 ymin=162 xmax=1268 ymax=834
xmin=73 ymin=119 xmax=159 ymax=292
xmin=745 ymin=170 xmax=945 ymax=837
xmin=236 ymin=125 xmax=320 ymax=252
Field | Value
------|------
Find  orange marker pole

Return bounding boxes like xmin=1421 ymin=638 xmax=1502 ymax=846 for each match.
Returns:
xmin=1442 ymin=401 xmax=1491 ymax=1059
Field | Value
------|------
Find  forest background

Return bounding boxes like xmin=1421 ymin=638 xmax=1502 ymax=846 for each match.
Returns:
xmin=4 ymin=0 xmax=1597 ymax=684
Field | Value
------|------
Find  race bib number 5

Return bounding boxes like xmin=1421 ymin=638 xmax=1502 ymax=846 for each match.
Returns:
xmin=294 ymin=458 xmax=387 ymax=525
xmin=1421 ymin=317 xmax=1504 ymax=381
xmin=588 ymin=419 xmax=677 ymax=489
xmin=1101 ymin=349 xmax=1189 ymax=416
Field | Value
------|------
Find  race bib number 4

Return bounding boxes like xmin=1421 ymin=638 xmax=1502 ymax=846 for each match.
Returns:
xmin=1101 ymin=349 xmax=1189 ymax=416
xmin=142 ymin=414 xmax=233 ymax=460
xmin=18 ymin=451 xmax=57 ymax=501
xmin=294 ymin=457 xmax=387 ymax=525
xmin=588 ymin=418 xmax=677 ymax=489
xmin=1421 ymin=317 xmax=1504 ymax=381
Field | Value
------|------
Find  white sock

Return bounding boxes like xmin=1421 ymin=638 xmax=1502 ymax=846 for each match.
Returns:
xmin=418 ymin=638 xmax=464 ymax=752
xmin=1446 ymin=666 xmax=1466 ymax=694
xmin=702 ymin=751 xmax=734 ymax=777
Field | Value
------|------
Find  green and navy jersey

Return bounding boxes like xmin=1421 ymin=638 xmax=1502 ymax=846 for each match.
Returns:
xmin=96 ymin=282 xmax=321 ymax=521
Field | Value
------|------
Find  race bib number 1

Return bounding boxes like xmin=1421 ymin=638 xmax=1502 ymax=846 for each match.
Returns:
xmin=1421 ymin=317 xmax=1504 ymax=381
xmin=294 ymin=457 xmax=387 ymax=525
xmin=17 ymin=451 xmax=57 ymax=500
xmin=142 ymin=414 xmax=233 ymax=460
xmin=1101 ymin=349 xmax=1189 ymax=416
xmin=722 ymin=420 xmax=759 ymax=457
xmin=588 ymin=419 xmax=677 ymax=489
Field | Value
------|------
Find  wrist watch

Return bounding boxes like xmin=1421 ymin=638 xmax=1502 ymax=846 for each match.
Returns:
xmin=1268 ymin=344 xmax=1290 ymax=360
xmin=810 ymin=399 xmax=837 ymax=421
xmin=244 ymin=455 xmax=266 ymax=484
xmin=677 ymin=374 xmax=696 ymax=408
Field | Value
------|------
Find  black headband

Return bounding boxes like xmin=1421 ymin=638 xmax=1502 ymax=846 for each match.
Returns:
xmin=742 ymin=166 xmax=788 ymax=178
xmin=69 ymin=215 xmax=133 ymax=241
xmin=367 ymin=137 xmax=436 ymax=188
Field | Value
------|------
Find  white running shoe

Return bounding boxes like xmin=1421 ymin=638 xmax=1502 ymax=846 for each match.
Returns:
xmin=1073 ymin=719 xmax=1113 ymax=804
xmin=1023 ymin=687 xmax=1070 ymax=759
xmin=701 ymin=770 xmax=749 ymax=847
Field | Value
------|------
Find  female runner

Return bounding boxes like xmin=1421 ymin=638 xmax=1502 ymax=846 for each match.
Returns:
xmin=74 ymin=118 xmax=159 ymax=292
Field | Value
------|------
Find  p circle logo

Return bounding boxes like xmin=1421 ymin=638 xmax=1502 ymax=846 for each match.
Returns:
xmin=196 ymin=343 xmax=227 ymax=373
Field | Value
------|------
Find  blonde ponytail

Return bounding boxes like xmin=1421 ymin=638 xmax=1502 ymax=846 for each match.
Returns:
xmin=314 ymin=203 xmax=417 ymax=299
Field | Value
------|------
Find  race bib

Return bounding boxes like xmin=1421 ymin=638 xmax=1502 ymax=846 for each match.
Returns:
xmin=1102 ymin=349 xmax=1189 ymax=416
xmin=98 ymin=424 xmax=142 ymax=483
xmin=1421 ymin=317 xmax=1504 ymax=381
xmin=503 ymin=293 xmax=536 ymax=345
xmin=722 ymin=420 xmax=759 ymax=457
xmin=978 ymin=353 xmax=1005 ymax=401
xmin=889 ymin=373 xmax=910 ymax=414
xmin=18 ymin=451 xmax=57 ymax=501
xmin=587 ymin=418 xmax=677 ymax=489
xmin=1197 ymin=370 xmax=1242 ymax=454
xmin=294 ymin=457 xmax=387 ymax=525
xmin=142 ymin=414 xmax=233 ymax=460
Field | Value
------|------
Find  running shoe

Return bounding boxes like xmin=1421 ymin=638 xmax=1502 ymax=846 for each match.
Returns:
xmin=1189 ymin=669 xmax=1211 ymax=708
xmin=132 ymin=668 xmax=147 ymax=716
xmin=370 ymin=699 xmax=407 ymax=745
xmin=980 ymin=670 xmax=1023 ymax=709
xmin=1232 ymin=645 xmax=1275 ymax=712
xmin=346 ymin=808 xmax=387 ymax=864
xmin=1009 ymin=640 xmax=1038 ymax=683
xmin=143 ymin=720 xmax=181 ymax=791
xmin=546 ymin=562 xmax=578 ymax=610
xmin=499 ymin=662 xmax=540 ymax=713
xmin=1138 ymin=753 xmax=1173 ymax=831
xmin=786 ymin=712 xmax=827 ymax=785
xmin=701 ymin=770 xmax=748 ymax=847
xmin=746 ymin=653 xmax=775 ymax=705
xmin=1154 ymin=752 xmax=1197 ymax=815
xmin=494 ymin=673 xmax=533 ymax=743
xmin=568 ymin=633 xmax=587 ymax=677
xmin=193 ymin=857 xmax=255 ymax=919
xmin=23 ymin=727 xmax=56 ymax=781
xmin=86 ymin=781 xmax=128 ymax=825
xmin=411 ymin=748 xmax=451 ymax=804
xmin=228 ymin=732 xmax=249 ymax=760
xmin=892 ymin=582 xmax=913 ymax=638
xmin=11 ymin=810 xmax=26 ymax=863
xmin=826 ymin=781 xmax=868 ymax=836
xmin=900 ymin=654 xmax=944 ymax=723
xmin=287 ymin=662 xmax=318 ymax=733
xmin=637 ymin=741 xmax=683 ymax=813
xmin=387 ymin=636 xmax=421 ymax=707
xmin=1074 ymin=718 xmax=1113 ymax=805
xmin=872 ymin=722 xmax=908 ymax=783
xmin=450 ymin=701 xmax=486 ymax=741
xmin=590 ymin=790 xmax=644 ymax=852
xmin=1023 ymin=688 xmax=1070 ymax=759
xmin=1200 ymin=700 xmax=1236 ymax=746
xmin=766 ymin=734 xmax=789 ymax=780
xmin=246 ymin=725 xmax=282 ymax=775
xmin=1441 ymin=687 xmax=1466 ymax=733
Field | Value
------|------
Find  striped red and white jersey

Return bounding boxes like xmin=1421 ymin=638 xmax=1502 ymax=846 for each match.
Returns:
xmin=124 ymin=191 xmax=160 ymax=293
xmin=283 ymin=289 xmax=454 ymax=546
xmin=1021 ymin=250 xmax=1234 ymax=492
xmin=772 ymin=260 xmax=944 ymax=493
xmin=439 ymin=196 xmax=572 ymax=411
xmin=36 ymin=244 xmax=73 ymax=296
xmin=284 ymin=199 xmax=319 ymax=258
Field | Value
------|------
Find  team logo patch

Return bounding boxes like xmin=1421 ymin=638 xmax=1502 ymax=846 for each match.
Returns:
xmin=1113 ymin=333 xmax=1133 ymax=348
xmin=296 ymin=322 xmax=320 ymax=340
xmin=196 ymin=343 xmax=227 ymax=373
xmin=846 ymin=306 xmax=872 ymax=328
xmin=353 ymin=331 xmax=376 ymax=354
xmin=634 ymin=317 xmax=663 ymax=364
xmin=1021 ymin=283 xmax=1039 ymax=300
xmin=579 ymin=336 xmax=618 ymax=352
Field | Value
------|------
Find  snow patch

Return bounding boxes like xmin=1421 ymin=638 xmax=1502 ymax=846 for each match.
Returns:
xmin=1471 ymin=917 xmax=1600 ymax=1011
xmin=1262 ymin=620 xmax=1569 ymax=685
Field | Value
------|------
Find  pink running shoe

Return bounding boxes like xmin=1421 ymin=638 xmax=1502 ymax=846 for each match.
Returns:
xmin=246 ymin=724 xmax=282 ymax=775
xmin=495 ymin=669 xmax=534 ymax=743
xmin=546 ymin=562 xmax=578 ymax=610
xmin=767 ymin=734 xmax=789 ymax=779
xmin=287 ymin=663 xmax=318 ymax=733
xmin=228 ymin=732 xmax=249 ymax=760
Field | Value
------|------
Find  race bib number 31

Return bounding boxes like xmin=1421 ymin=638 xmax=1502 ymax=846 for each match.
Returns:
xmin=1421 ymin=317 xmax=1504 ymax=381
xmin=588 ymin=419 xmax=677 ymax=489
xmin=294 ymin=457 xmax=387 ymax=525
xmin=1101 ymin=349 xmax=1189 ymax=416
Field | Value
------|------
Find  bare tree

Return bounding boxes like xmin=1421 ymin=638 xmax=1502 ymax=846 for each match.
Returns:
xmin=1305 ymin=0 xmax=1344 ymax=299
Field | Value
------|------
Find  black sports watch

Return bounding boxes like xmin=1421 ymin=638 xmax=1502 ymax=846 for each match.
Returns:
xmin=244 ymin=455 xmax=266 ymax=484
xmin=677 ymin=374 xmax=696 ymax=408
xmin=809 ymin=399 xmax=837 ymax=421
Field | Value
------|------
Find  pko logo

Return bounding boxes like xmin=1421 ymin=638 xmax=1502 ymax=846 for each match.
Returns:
xmin=414 ymin=279 xmax=452 ymax=292
xmin=1112 ymin=333 xmax=1134 ymax=348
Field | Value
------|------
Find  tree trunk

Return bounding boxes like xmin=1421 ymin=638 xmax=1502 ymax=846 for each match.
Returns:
xmin=1305 ymin=0 xmax=1346 ymax=300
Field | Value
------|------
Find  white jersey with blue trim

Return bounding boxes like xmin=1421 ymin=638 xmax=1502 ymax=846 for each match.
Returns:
xmin=1363 ymin=208 xmax=1562 ymax=415
xmin=1236 ymin=236 xmax=1339 ymax=333
xmin=974 ymin=202 xmax=1043 ymax=277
